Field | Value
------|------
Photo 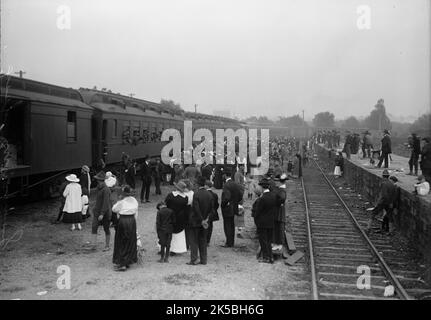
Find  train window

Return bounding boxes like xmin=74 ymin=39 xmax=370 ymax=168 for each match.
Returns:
xmin=113 ymin=119 xmax=118 ymax=138
xmin=67 ymin=111 xmax=77 ymax=143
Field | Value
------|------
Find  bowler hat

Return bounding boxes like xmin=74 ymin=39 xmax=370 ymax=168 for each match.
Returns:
xmin=382 ymin=169 xmax=390 ymax=177
xmin=174 ymin=181 xmax=187 ymax=193
xmin=94 ymin=171 xmax=106 ymax=181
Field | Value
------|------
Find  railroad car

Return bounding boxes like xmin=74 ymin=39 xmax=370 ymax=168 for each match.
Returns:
xmin=0 ymin=75 xmax=245 ymax=199
xmin=1 ymin=75 xmax=93 ymax=198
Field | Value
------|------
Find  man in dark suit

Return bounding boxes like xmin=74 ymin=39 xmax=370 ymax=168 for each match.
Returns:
xmin=153 ymin=158 xmax=163 ymax=195
xmin=188 ymin=176 xmax=214 ymax=265
xmin=205 ymin=180 xmax=219 ymax=245
xmin=377 ymin=130 xmax=392 ymax=169
xmin=140 ymin=155 xmax=152 ymax=203
xmin=255 ymin=178 xmax=278 ymax=263
xmin=201 ymin=161 xmax=213 ymax=181
xmin=221 ymin=169 xmax=243 ymax=247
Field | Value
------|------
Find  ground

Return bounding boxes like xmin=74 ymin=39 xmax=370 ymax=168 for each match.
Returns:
xmin=0 ymin=182 xmax=303 ymax=300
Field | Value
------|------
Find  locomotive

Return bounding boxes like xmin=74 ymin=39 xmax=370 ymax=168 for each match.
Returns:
xmin=0 ymin=75 xmax=243 ymax=199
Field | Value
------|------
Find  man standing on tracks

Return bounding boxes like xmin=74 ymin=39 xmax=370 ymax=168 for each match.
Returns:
xmin=140 ymin=155 xmax=152 ymax=203
xmin=272 ymin=173 xmax=287 ymax=253
xmin=366 ymin=169 xmax=397 ymax=234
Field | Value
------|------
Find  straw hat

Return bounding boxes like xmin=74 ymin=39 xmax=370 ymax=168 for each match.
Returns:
xmin=66 ymin=174 xmax=80 ymax=183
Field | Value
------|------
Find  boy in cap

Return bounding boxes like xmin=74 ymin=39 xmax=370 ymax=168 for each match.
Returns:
xmin=156 ymin=201 xmax=175 ymax=263
xmin=86 ymin=171 xmax=112 ymax=251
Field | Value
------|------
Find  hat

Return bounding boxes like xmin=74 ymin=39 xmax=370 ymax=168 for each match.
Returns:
xmin=94 ymin=171 xmax=106 ymax=181
xmin=279 ymin=173 xmax=288 ymax=182
xmin=174 ymin=181 xmax=187 ymax=193
xmin=65 ymin=174 xmax=79 ymax=183
xmin=383 ymin=129 xmax=390 ymax=134
xmin=259 ymin=178 xmax=271 ymax=188
xmin=121 ymin=185 xmax=134 ymax=196
xmin=417 ymin=175 xmax=425 ymax=181
xmin=105 ymin=175 xmax=117 ymax=188
xmin=82 ymin=165 xmax=90 ymax=173
xmin=382 ymin=169 xmax=390 ymax=177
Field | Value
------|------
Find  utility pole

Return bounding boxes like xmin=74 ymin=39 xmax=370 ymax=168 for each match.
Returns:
xmin=129 ymin=93 xmax=135 ymax=98
xmin=194 ymin=104 xmax=197 ymax=113
xmin=14 ymin=70 xmax=26 ymax=78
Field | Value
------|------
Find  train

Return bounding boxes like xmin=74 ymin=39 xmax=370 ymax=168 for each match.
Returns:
xmin=0 ymin=75 xmax=247 ymax=199
xmin=0 ymin=74 xmax=315 ymax=199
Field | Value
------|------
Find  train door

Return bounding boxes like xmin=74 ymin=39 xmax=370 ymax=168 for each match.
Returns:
xmin=91 ymin=115 xmax=102 ymax=167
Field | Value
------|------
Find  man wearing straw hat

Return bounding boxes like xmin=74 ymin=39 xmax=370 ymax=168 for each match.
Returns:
xmin=86 ymin=171 xmax=112 ymax=251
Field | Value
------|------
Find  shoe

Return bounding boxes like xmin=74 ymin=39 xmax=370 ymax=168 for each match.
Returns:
xmin=146 ymin=200 xmax=150 ymax=203
xmin=70 ymin=226 xmax=75 ymax=231
xmin=158 ymin=258 xmax=164 ymax=263
xmin=169 ymin=252 xmax=176 ymax=256
xmin=77 ymin=225 xmax=82 ymax=231
xmin=199 ymin=261 xmax=207 ymax=265
xmin=186 ymin=261 xmax=198 ymax=265
xmin=114 ymin=266 xmax=127 ymax=272
xmin=163 ymin=258 xmax=169 ymax=263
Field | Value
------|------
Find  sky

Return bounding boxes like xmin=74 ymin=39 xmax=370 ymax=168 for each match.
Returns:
xmin=1 ymin=0 xmax=430 ymax=121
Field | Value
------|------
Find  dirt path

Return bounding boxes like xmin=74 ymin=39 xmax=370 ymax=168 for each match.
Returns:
xmin=0 ymin=182 xmax=303 ymax=300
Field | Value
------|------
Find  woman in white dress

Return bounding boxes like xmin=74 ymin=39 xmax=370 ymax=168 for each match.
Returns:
xmin=62 ymin=174 xmax=83 ymax=231
xmin=164 ymin=181 xmax=189 ymax=254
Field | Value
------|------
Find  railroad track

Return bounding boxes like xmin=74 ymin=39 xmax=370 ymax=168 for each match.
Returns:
xmin=287 ymin=158 xmax=429 ymax=300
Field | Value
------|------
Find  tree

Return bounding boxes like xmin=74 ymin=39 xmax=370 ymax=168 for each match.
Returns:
xmin=341 ymin=116 xmax=361 ymax=129
xmin=313 ymin=111 xmax=335 ymax=127
xmin=244 ymin=116 xmax=273 ymax=125
xmin=363 ymin=99 xmax=391 ymax=131
xmin=277 ymin=115 xmax=307 ymax=127
xmin=410 ymin=113 xmax=431 ymax=138
xmin=160 ymin=99 xmax=183 ymax=112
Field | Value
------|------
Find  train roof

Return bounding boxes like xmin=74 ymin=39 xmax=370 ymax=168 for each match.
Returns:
xmin=184 ymin=111 xmax=243 ymax=125
xmin=79 ymin=88 xmax=184 ymax=117
xmin=0 ymin=75 xmax=92 ymax=110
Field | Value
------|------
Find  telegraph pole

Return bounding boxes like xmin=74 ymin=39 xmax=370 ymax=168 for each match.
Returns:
xmin=14 ymin=70 xmax=26 ymax=78
xmin=194 ymin=104 xmax=197 ymax=113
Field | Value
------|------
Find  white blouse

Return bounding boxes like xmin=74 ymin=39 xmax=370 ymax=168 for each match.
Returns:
xmin=63 ymin=182 xmax=82 ymax=213
xmin=112 ymin=196 xmax=139 ymax=217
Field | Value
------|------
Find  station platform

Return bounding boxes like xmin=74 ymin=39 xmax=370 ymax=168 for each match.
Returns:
xmin=333 ymin=147 xmax=431 ymax=203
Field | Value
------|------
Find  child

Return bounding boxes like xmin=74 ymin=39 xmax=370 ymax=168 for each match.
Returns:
xmin=156 ymin=201 xmax=175 ymax=263
xmin=245 ymin=172 xmax=254 ymax=200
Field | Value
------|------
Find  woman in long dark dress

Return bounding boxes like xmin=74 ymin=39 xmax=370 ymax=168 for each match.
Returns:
xmin=112 ymin=185 xmax=138 ymax=271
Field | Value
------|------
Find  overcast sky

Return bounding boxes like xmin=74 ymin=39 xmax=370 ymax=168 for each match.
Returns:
xmin=1 ymin=0 xmax=430 ymax=120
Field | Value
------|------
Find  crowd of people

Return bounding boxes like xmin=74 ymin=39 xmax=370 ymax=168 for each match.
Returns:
xmin=52 ymin=136 xmax=303 ymax=271
xmin=53 ymin=128 xmax=431 ymax=271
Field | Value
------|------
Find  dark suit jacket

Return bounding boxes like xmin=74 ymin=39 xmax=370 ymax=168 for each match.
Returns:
xmin=381 ymin=135 xmax=392 ymax=154
xmin=190 ymin=188 xmax=214 ymax=228
xmin=275 ymin=186 xmax=287 ymax=222
xmin=221 ymin=179 xmax=243 ymax=218
xmin=201 ymin=164 xmax=213 ymax=180
xmin=255 ymin=190 xmax=278 ymax=228
xmin=208 ymin=189 xmax=219 ymax=222
xmin=140 ymin=161 xmax=152 ymax=179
